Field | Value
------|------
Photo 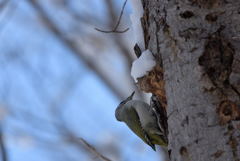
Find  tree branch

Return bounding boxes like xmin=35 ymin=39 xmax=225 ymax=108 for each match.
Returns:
xmin=0 ymin=127 xmax=7 ymax=161
xmin=95 ymin=0 xmax=129 ymax=33
xmin=27 ymin=0 xmax=125 ymax=100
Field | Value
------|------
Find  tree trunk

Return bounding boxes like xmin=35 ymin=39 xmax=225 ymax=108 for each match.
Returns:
xmin=141 ymin=0 xmax=240 ymax=160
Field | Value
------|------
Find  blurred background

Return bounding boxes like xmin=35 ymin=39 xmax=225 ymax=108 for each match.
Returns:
xmin=0 ymin=0 xmax=163 ymax=160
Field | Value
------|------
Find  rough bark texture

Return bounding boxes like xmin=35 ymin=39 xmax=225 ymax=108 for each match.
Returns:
xmin=141 ymin=0 xmax=240 ymax=160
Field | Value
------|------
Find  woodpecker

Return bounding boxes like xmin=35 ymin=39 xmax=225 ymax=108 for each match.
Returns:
xmin=115 ymin=92 xmax=168 ymax=151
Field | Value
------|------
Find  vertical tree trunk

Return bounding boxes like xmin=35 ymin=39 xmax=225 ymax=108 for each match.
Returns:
xmin=141 ymin=0 xmax=240 ymax=160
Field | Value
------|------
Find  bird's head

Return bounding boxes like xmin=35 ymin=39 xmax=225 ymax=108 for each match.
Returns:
xmin=115 ymin=91 xmax=135 ymax=121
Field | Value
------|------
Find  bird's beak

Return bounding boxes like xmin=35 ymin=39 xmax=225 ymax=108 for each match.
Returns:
xmin=126 ymin=91 xmax=135 ymax=101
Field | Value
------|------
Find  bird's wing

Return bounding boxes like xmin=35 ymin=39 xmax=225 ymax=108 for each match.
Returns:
xmin=123 ymin=106 xmax=156 ymax=151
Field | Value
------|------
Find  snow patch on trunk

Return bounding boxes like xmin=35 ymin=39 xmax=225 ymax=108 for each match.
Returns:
xmin=131 ymin=50 xmax=156 ymax=82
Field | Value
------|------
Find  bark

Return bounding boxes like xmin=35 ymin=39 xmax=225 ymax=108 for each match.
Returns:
xmin=141 ymin=0 xmax=240 ymax=160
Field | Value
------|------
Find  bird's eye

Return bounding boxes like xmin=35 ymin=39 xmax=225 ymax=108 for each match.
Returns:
xmin=119 ymin=100 xmax=127 ymax=106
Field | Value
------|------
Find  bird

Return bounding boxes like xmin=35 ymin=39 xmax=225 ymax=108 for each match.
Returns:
xmin=115 ymin=91 xmax=168 ymax=151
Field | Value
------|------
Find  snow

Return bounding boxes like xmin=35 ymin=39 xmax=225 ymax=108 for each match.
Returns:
xmin=131 ymin=50 xmax=156 ymax=82
xmin=143 ymin=92 xmax=152 ymax=104
xmin=129 ymin=0 xmax=144 ymax=50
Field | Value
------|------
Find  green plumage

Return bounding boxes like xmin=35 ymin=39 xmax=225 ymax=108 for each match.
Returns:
xmin=115 ymin=92 xmax=167 ymax=151
xmin=122 ymin=105 xmax=167 ymax=150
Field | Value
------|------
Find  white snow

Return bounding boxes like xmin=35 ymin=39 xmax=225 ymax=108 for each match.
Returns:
xmin=143 ymin=92 xmax=152 ymax=104
xmin=129 ymin=0 xmax=144 ymax=50
xmin=131 ymin=50 xmax=156 ymax=82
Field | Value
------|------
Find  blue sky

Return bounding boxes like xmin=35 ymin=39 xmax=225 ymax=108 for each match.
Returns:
xmin=0 ymin=0 xmax=162 ymax=161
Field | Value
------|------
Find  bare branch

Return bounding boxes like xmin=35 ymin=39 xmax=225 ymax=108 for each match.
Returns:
xmin=0 ymin=127 xmax=7 ymax=161
xmin=78 ymin=138 xmax=112 ymax=161
xmin=0 ymin=0 xmax=10 ymax=13
xmin=95 ymin=27 xmax=129 ymax=34
xmin=95 ymin=0 xmax=129 ymax=33
xmin=27 ymin=0 xmax=125 ymax=100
